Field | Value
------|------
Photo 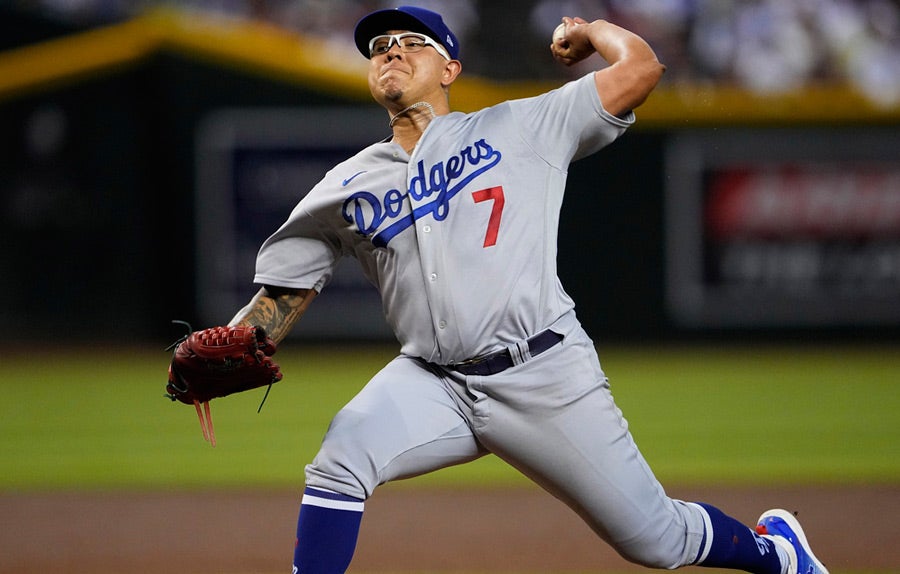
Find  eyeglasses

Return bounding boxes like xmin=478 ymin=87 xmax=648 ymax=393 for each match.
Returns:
xmin=368 ymin=32 xmax=451 ymax=60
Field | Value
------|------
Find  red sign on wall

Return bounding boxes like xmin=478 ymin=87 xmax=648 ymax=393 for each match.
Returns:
xmin=706 ymin=165 xmax=900 ymax=240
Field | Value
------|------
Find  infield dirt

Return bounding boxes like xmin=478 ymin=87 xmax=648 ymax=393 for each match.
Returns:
xmin=1 ymin=484 xmax=897 ymax=573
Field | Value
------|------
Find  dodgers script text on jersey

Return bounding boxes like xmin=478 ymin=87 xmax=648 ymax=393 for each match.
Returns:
xmin=342 ymin=139 xmax=502 ymax=248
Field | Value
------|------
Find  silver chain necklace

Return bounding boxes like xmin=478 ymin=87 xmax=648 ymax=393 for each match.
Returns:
xmin=388 ymin=101 xmax=435 ymax=128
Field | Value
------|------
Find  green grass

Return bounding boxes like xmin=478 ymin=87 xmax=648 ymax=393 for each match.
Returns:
xmin=0 ymin=342 xmax=898 ymax=491
xmin=599 ymin=344 xmax=900 ymax=485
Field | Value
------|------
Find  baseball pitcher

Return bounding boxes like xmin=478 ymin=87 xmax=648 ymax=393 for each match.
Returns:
xmin=166 ymin=6 xmax=829 ymax=574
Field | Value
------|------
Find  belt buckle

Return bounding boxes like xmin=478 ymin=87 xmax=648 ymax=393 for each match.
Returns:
xmin=455 ymin=352 xmax=492 ymax=368
xmin=452 ymin=346 xmax=508 ymax=373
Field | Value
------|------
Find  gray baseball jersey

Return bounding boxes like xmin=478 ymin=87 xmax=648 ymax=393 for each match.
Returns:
xmin=256 ymin=72 xmax=708 ymax=569
xmin=254 ymin=72 xmax=630 ymax=364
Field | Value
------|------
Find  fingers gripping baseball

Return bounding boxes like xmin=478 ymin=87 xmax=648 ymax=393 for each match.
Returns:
xmin=550 ymin=17 xmax=593 ymax=66
xmin=165 ymin=324 xmax=283 ymax=446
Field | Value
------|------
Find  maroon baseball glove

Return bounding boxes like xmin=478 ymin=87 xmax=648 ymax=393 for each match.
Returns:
xmin=165 ymin=324 xmax=283 ymax=446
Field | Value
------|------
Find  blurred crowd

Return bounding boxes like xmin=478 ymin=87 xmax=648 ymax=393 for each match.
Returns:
xmin=12 ymin=0 xmax=900 ymax=106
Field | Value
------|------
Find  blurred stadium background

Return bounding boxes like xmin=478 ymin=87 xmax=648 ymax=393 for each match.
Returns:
xmin=0 ymin=0 xmax=898 ymax=344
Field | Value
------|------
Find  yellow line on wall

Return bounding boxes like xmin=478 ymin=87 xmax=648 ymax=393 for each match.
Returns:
xmin=149 ymin=9 xmax=372 ymax=100
xmin=0 ymin=16 xmax=160 ymax=99
xmin=0 ymin=7 xmax=897 ymax=124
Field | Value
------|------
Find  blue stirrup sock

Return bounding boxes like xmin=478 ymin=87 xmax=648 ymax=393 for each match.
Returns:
xmin=293 ymin=486 xmax=365 ymax=574
xmin=693 ymin=503 xmax=785 ymax=574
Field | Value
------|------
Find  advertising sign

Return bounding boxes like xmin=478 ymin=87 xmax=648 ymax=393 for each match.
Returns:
xmin=665 ymin=129 xmax=900 ymax=328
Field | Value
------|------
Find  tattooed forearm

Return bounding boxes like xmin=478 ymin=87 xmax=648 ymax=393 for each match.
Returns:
xmin=229 ymin=287 xmax=316 ymax=343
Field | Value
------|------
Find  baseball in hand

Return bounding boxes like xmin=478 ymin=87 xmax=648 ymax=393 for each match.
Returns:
xmin=553 ymin=22 xmax=567 ymax=43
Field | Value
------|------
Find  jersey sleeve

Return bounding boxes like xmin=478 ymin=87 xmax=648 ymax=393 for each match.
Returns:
xmin=510 ymin=72 xmax=635 ymax=168
xmin=253 ymin=192 xmax=342 ymax=293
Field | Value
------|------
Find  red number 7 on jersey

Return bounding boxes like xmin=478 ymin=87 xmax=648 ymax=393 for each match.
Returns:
xmin=471 ymin=186 xmax=505 ymax=248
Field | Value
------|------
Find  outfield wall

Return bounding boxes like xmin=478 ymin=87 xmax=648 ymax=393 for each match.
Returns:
xmin=1 ymin=8 xmax=898 ymax=342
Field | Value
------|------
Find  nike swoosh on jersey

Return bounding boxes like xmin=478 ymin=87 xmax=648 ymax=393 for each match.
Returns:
xmin=342 ymin=171 xmax=368 ymax=186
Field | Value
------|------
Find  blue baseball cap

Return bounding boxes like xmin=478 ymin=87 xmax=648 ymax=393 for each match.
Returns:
xmin=354 ymin=6 xmax=460 ymax=60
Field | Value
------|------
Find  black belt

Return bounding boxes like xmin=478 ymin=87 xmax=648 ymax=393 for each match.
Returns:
xmin=448 ymin=329 xmax=564 ymax=376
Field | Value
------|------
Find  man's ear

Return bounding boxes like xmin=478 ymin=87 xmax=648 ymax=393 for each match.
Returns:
xmin=442 ymin=59 xmax=462 ymax=88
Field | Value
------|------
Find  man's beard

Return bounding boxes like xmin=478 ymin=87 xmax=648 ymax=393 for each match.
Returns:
xmin=382 ymin=84 xmax=404 ymax=103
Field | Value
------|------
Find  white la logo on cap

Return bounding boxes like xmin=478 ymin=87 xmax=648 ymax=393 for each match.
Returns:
xmin=446 ymin=35 xmax=454 ymax=46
